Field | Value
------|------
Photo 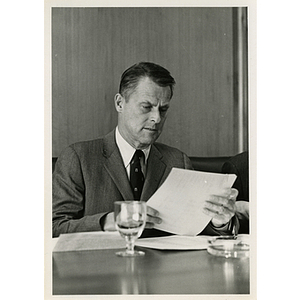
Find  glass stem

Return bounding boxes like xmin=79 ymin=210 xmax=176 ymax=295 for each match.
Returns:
xmin=126 ymin=237 xmax=135 ymax=254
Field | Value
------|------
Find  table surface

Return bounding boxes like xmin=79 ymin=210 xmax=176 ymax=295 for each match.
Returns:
xmin=53 ymin=245 xmax=250 ymax=295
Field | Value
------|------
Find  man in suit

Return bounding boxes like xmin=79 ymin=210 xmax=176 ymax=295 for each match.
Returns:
xmin=52 ymin=62 xmax=239 ymax=238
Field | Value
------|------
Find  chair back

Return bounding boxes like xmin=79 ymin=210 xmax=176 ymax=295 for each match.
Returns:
xmin=189 ymin=156 xmax=231 ymax=173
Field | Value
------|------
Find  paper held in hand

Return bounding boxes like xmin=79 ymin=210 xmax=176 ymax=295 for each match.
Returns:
xmin=146 ymin=168 xmax=237 ymax=236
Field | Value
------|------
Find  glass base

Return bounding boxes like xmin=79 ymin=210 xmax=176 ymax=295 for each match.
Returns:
xmin=207 ymin=243 xmax=249 ymax=258
xmin=116 ymin=250 xmax=145 ymax=257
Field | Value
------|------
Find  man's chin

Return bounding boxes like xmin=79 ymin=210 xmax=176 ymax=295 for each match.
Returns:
xmin=139 ymin=134 xmax=159 ymax=147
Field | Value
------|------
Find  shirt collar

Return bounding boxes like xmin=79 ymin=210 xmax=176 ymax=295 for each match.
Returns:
xmin=115 ymin=127 xmax=151 ymax=168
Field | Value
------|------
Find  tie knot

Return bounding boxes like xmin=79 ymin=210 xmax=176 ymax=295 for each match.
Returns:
xmin=132 ymin=150 xmax=144 ymax=163
xmin=135 ymin=150 xmax=145 ymax=158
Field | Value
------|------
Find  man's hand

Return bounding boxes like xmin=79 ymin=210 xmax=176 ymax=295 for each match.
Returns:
xmin=103 ymin=212 xmax=116 ymax=231
xmin=145 ymin=205 xmax=162 ymax=229
xmin=103 ymin=205 xmax=162 ymax=231
xmin=203 ymin=188 xmax=238 ymax=227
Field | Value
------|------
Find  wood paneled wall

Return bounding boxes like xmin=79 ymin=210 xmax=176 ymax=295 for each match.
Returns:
xmin=52 ymin=7 xmax=248 ymax=158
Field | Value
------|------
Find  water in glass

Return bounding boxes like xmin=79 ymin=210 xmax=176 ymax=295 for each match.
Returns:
xmin=114 ymin=201 xmax=146 ymax=256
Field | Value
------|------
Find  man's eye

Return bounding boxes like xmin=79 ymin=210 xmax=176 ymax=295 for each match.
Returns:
xmin=160 ymin=107 xmax=169 ymax=114
xmin=142 ymin=105 xmax=151 ymax=110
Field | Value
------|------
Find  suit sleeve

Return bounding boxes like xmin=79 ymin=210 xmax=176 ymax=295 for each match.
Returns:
xmin=221 ymin=154 xmax=249 ymax=234
xmin=221 ymin=153 xmax=249 ymax=201
xmin=199 ymin=215 xmax=240 ymax=236
xmin=52 ymin=146 xmax=105 ymax=237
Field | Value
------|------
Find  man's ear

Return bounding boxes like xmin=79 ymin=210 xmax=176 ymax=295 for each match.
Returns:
xmin=114 ymin=93 xmax=124 ymax=112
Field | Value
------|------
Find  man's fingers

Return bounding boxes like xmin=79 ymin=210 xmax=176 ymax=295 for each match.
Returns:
xmin=145 ymin=205 xmax=161 ymax=228
xmin=203 ymin=207 xmax=226 ymax=224
xmin=229 ymin=188 xmax=239 ymax=200
xmin=146 ymin=215 xmax=162 ymax=226
xmin=207 ymin=196 xmax=235 ymax=208
xmin=203 ymin=195 xmax=236 ymax=227
xmin=203 ymin=206 xmax=233 ymax=226
xmin=146 ymin=205 xmax=159 ymax=217
xmin=145 ymin=218 xmax=161 ymax=229
xmin=203 ymin=205 xmax=234 ymax=218
xmin=145 ymin=222 xmax=155 ymax=229
xmin=205 ymin=199 xmax=235 ymax=213
xmin=210 ymin=188 xmax=239 ymax=202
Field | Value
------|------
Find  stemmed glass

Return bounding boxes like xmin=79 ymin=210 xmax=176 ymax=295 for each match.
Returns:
xmin=114 ymin=201 xmax=147 ymax=256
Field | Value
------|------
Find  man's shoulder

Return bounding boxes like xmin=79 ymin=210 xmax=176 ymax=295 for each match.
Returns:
xmin=69 ymin=130 xmax=115 ymax=152
xmin=70 ymin=137 xmax=104 ymax=150
xmin=58 ymin=130 xmax=115 ymax=160
xmin=56 ymin=138 xmax=104 ymax=164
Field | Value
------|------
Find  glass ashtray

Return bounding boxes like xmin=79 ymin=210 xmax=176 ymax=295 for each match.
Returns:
xmin=207 ymin=235 xmax=250 ymax=258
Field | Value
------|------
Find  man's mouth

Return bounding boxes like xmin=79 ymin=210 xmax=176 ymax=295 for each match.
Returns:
xmin=144 ymin=127 xmax=158 ymax=132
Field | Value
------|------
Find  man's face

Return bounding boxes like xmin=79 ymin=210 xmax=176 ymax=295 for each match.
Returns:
xmin=115 ymin=77 xmax=172 ymax=149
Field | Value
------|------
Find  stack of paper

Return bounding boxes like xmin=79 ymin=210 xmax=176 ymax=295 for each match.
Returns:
xmin=136 ymin=235 xmax=210 ymax=250
xmin=52 ymin=232 xmax=212 ymax=252
xmin=53 ymin=231 xmax=124 ymax=252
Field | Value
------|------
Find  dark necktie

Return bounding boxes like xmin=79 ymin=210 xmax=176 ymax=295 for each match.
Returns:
xmin=130 ymin=150 xmax=145 ymax=200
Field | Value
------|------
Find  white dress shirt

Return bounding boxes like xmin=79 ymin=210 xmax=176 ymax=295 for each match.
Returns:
xmin=115 ymin=127 xmax=150 ymax=178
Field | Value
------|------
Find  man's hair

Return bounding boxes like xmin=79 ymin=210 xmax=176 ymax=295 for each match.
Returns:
xmin=119 ymin=62 xmax=176 ymax=100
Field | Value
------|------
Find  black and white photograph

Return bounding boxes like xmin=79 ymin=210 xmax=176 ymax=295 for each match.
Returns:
xmin=4 ymin=0 xmax=300 ymax=299
xmin=45 ymin=0 xmax=256 ymax=298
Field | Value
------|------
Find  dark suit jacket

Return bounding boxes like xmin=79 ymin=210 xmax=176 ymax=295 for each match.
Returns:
xmin=52 ymin=130 xmax=237 ymax=237
xmin=52 ymin=130 xmax=195 ymax=237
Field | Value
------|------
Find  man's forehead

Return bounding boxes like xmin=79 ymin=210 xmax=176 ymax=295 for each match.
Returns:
xmin=135 ymin=78 xmax=172 ymax=101
xmin=138 ymin=94 xmax=171 ymax=106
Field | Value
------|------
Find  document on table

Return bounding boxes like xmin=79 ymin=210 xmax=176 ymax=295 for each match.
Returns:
xmin=53 ymin=232 xmax=125 ymax=252
xmin=147 ymin=168 xmax=237 ymax=236
xmin=136 ymin=235 xmax=210 ymax=250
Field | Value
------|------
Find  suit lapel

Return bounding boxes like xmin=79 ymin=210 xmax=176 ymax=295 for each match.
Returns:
xmin=102 ymin=131 xmax=134 ymax=200
xmin=141 ymin=145 xmax=167 ymax=201
xmin=102 ymin=131 xmax=168 ymax=202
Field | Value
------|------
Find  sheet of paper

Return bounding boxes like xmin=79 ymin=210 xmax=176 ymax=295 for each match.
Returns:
xmin=147 ymin=168 xmax=237 ymax=236
xmin=53 ymin=231 xmax=125 ymax=252
xmin=136 ymin=235 xmax=210 ymax=250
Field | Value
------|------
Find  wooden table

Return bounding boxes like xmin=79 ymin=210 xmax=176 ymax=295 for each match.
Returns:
xmin=53 ymin=246 xmax=250 ymax=295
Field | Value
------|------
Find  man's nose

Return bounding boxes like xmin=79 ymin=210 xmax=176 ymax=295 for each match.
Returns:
xmin=150 ymin=108 xmax=161 ymax=124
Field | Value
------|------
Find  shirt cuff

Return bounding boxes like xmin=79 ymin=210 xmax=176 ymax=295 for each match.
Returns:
xmin=99 ymin=212 xmax=109 ymax=231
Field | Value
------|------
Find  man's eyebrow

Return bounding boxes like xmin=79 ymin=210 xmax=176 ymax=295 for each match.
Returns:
xmin=141 ymin=100 xmax=169 ymax=108
xmin=141 ymin=100 xmax=152 ymax=105
xmin=160 ymin=103 xmax=170 ymax=108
